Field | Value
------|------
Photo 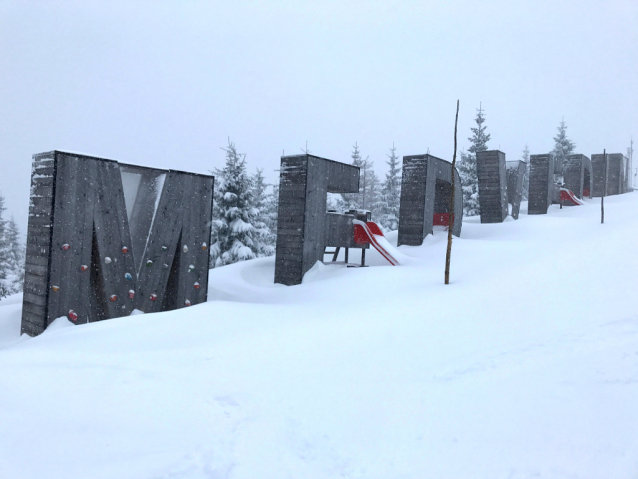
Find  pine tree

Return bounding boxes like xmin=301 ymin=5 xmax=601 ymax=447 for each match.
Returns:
xmin=265 ymin=183 xmax=279 ymax=236
xmin=342 ymin=143 xmax=365 ymax=210
xmin=457 ymin=104 xmax=491 ymax=216
xmin=210 ymin=140 xmax=258 ymax=267
xmin=521 ymin=144 xmax=530 ymax=200
xmin=5 ymin=217 xmax=24 ymax=293
xmin=367 ymin=165 xmax=383 ymax=220
xmin=251 ymin=169 xmax=275 ymax=257
xmin=378 ymin=144 xmax=402 ymax=231
xmin=0 ymin=195 xmax=10 ymax=298
xmin=552 ymin=119 xmax=576 ymax=169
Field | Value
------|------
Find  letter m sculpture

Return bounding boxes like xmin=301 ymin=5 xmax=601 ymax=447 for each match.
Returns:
xmin=21 ymin=151 xmax=214 ymax=336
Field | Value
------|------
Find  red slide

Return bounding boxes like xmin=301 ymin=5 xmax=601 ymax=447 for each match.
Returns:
xmin=560 ymin=188 xmax=585 ymax=206
xmin=353 ymin=220 xmax=400 ymax=266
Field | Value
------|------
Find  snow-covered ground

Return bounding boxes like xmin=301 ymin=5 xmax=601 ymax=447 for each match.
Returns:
xmin=1 ymin=195 xmax=638 ymax=479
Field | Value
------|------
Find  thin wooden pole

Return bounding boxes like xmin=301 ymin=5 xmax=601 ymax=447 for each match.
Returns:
xmin=445 ymin=100 xmax=460 ymax=285
xmin=601 ymin=149 xmax=607 ymax=224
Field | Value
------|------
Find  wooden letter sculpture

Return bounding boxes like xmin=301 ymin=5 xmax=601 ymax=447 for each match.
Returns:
xmin=21 ymin=151 xmax=214 ymax=336
xmin=564 ymin=154 xmax=592 ymax=199
xmin=476 ymin=150 xmax=509 ymax=223
xmin=397 ymin=154 xmax=462 ymax=246
xmin=274 ymin=154 xmax=360 ymax=286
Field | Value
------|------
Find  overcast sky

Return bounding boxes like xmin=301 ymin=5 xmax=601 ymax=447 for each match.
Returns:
xmin=1 ymin=0 xmax=637 ymax=233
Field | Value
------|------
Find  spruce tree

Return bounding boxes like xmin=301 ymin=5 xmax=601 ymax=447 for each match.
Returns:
xmin=251 ymin=169 xmax=275 ymax=257
xmin=552 ymin=119 xmax=576 ymax=169
xmin=378 ymin=144 xmax=402 ymax=231
xmin=457 ymin=104 xmax=490 ymax=216
xmin=210 ymin=141 xmax=258 ymax=267
xmin=342 ymin=143 xmax=365 ymax=210
xmin=0 ymin=195 xmax=9 ymax=298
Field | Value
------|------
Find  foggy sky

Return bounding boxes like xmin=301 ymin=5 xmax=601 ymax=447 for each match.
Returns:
xmin=1 ymin=0 xmax=637 ymax=234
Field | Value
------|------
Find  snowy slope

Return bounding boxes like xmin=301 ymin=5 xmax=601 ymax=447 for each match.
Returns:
xmin=1 ymin=195 xmax=638 ymax=479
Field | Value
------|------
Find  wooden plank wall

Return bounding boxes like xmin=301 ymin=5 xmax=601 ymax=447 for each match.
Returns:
xmin=528 ymin=154 xmax=555 ymax=214
xmin=564 ymin=154 xmax=591 ymax=199
xmin=21 ymin=150 xmax=214 ymax=336
xmin=506 ymin=160 xmax=526 ymax=220
xmin=274 ymin=154 xmax=359 ymax=286
xmin=397 ymin=156 xmax=428 ymax=246
xmin=607 ymin=153 xmax=624 ymax=196
xmin=591 ymin=154 xmax=606 ymax=197
xmin=476 ymin=150 xmax=508 ymax=223
xmin=398 ymin=154 xmax=462 ymax=246
xmin=21 ymin=152 xmax=56 ymax=336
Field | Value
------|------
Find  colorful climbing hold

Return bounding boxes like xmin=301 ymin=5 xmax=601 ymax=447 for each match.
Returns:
xmin=193 ymin=282 xmax=200 ymax=289
xmin=161 ymin=245 xmax=168 ymax=251
xmin=80 ymin=265 xmax=88 ymax=272
xmin=201 ymin=242 xmax=207 ymax=251
xmin=68 ymin=310 xmax=78 ymax=321
xmin=188 ymin=264 xmax=195 ymax=272
xmin=163 ymin=263 xmax=169 ymax=269
xmin=124 ymin=272 xmax=133 ymax=281
xmin=122 ymin=246 xmax=129 ymax=254
xmin=51 ymin=285 xmax=60 ymax=292
xmin=128 ymin=290 xmax=135 ymax=299
xmin=183 ymin=245 xmax=188 ymax=253
xmin=109 ymin=295 xmax=117 ymax=302
xmin=105 ymin=257 xmax=112 ymax=264
xmin=184 ymin=299 xmax=192 ymax=307
xmin=149 ymin=293 xmax=157 ymax=301
xmin=146 ymin=259 xmax=153 ymax=267
xmin=62 ymin=244 xmax=70 ymax=251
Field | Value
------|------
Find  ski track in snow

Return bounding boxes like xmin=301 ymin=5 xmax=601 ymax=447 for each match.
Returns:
xmin=1 ymin=196 xmax=638 ymax=478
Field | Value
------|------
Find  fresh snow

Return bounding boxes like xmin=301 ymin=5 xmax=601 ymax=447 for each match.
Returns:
xmin=1 ymin=195 xmax=638 ymax=478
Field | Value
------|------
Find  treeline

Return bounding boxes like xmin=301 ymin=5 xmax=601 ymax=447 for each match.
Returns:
xmin=0 ymin=194 xmax=25 ymax=298
xmin=209 ymin=140 xmax=403 ymax=268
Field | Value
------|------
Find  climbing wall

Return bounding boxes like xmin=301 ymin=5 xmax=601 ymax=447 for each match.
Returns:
xmin=21 ymin=151 xmax=214 ymax=336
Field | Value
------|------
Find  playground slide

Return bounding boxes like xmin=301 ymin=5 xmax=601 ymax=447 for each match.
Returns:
xmin=560 ymin=188 xmax=585 ymax=206
xmin=353 ymin=220 xmax=401 ymax=266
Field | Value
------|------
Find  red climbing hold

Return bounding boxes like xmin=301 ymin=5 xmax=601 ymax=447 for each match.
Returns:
xmin=184 ymin=299 xmax=192 ymax=306
xmin=62 ymin=244 xmax=70 ymax=251
xmin=80 ymin=265 xmax=88 ymax=272
xmin=109 ymin=295 xmax=117 ymax=302
xmin=150 ymin=293 xmax=157 ymax=301
xmin=122 ymin=246 xmax=129 ymax=254
xmin=128 ymin=290 xmax=135 ymax=299
xmin=68 ymin=310 xmax=78 ymax=322
xmin=193 ymin=282 xmax=200 ymax=289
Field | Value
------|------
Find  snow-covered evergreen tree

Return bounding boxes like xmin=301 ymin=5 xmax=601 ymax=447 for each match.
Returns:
xmin=552 ymin=119 xmax=576 ymax=169
xmin=251 ymin=169 xmax=275 ymax=257
xmin=0 ymin=195 xmax=10 ymax=298
xmin=210 ymin=141 xmax=258 ymax=267
xmin=378 ymin=144 xmax=402 ymax=231
xmin=264 ymin=183 xmax=279 ymax=236
xmin=341 ymin=143 xmax=380 ymax=214
xmin=521 ymin=144 xmax=530 ymax=200
xmin=458 ymin=104 xmax=491 ymax=216
xmin=342 ymin=143 xmax=365 ymax=210
xmin=367 ymin=165 xmax=383 ymax=220
xmin=4 ymin=217 xmax=24 ymax=293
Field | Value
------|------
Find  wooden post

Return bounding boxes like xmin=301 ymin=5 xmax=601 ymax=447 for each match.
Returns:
xmin=601 ymin=149 xmax=607 ymax=224
xmin=445 ymin=100 xmax=460 ymax=285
